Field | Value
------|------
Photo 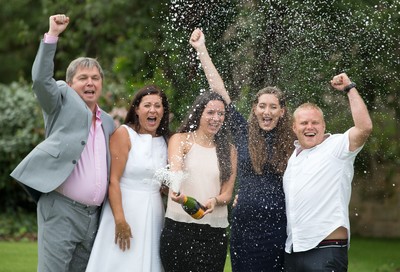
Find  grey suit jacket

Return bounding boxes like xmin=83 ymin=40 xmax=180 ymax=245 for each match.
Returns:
xmin=11 ymin=41 xmax=115 ymax=203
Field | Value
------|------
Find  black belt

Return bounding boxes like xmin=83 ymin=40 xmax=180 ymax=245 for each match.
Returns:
xmin=316 ymin=239 xmax=348 ymax=249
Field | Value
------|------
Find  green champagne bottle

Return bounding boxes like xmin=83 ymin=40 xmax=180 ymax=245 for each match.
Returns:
xmin=181 ymin=195 xmax=207 ymax=219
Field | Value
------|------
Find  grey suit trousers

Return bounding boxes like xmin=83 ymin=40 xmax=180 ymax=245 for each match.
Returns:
xmin=37 ymin=192 xmax=100 ymax=272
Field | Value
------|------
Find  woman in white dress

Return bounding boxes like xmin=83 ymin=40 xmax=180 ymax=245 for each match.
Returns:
xmin=86 ymin=85 xmax=170 ymax=272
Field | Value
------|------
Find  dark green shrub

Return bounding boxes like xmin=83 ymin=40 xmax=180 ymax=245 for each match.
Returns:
xmin=0 ymin=82 xmax=44 ymax=213
xmin=0 ymin=210 xmax=37 ymax=241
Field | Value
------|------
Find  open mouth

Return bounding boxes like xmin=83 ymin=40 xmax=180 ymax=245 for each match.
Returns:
xmin=304 ymin=132 xmax=316 ymax=137
xmin=84 ymin=90 xmax=95 ymax=95
xmin=262 ymin=117 xmax=272 ymax=125
xmin=147 ymin=116 xmax=157 ymax=125
xmin=209 ymin=122 xmax=221 ymax=128
xmin=207 ymin=123 xmax=221 ymax=133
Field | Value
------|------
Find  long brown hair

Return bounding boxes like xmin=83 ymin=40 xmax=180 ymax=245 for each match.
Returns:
xmin=178 ymin=91 xmax=232 ymax=183
xmin=248 ymin=86 xmax=295 ymax=175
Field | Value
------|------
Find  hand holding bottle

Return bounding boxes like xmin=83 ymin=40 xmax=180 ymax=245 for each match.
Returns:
xmin=203 ymin=197 xmax=218 ymax=216
xmin=170 ymin=190 xmax=185 ymax=202
xmin=163 ymin=169 xmax=212 ymax=220
xmin=171 ymin=192 xmax=209 ymax=220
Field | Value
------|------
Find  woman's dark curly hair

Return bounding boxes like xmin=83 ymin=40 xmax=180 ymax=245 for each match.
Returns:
xmin=178 ymin=91 xmax=233 ymax=183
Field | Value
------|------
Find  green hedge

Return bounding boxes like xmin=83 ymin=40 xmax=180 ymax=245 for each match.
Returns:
xmin=0 ymin=82 xmax=44 ymax=213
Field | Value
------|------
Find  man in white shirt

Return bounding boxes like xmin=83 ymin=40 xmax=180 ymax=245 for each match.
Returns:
xmin=283 ymin=73 xmax=373 ymax=271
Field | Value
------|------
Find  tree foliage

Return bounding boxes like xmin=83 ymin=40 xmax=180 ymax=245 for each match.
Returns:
xmin=1 ymin=0 xmax=399 ymax=213
xmin=0 ymin=82 xmax=44 ymax=211
xmin=162 ymin=0 xmax=400 ymax=172
xmin=0 ymin=0 xmax=41 ymax=84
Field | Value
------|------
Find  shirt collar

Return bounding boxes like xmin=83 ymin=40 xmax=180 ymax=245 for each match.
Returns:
xmin=294 ymin=133 xmax=332 ymax=155
xmin=94 ymin=105 xmax=102 ymax=120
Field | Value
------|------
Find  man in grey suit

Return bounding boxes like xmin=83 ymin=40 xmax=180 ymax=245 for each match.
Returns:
xmin=11 ymin=14 xmax=115 ymax=271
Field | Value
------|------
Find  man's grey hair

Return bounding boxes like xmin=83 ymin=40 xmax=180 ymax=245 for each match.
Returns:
xmin=66 ymin=57 xmax=104 ymax=83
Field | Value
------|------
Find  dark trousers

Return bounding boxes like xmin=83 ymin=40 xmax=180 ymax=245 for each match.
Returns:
xmin=284 ymin=245 xmax=348 ymax=272
xmin=160 ymin=218 xmax=228 ymax=272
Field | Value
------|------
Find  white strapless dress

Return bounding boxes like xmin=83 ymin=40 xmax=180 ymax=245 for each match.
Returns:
xmin=86 ymin=125 xmax=167 ymax=272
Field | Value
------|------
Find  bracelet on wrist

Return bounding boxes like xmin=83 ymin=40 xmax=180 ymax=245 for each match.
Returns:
xmin=343 ymin=82 xmax=356 ymax=94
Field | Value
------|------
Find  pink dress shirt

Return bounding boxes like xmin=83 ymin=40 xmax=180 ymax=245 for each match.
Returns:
xmin=56 ymin=107 xmax=108 ymax=206
xmin=44 ymin=33 xmax=108 ymax=206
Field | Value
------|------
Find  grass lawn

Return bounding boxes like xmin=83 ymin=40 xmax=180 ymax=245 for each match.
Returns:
xmin=0 ymin=237 xmax=399 ymax=272
xmin=224 ymin=237 xmax=400 ymax=272
xmin=0 ymin=241 xmax=37 ymax=272
xmin=348 ymin=237 xmax=400 ymax=272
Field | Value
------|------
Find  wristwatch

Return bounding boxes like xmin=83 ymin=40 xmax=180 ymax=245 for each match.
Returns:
xmin=343 ymin=82 xmax=356 ymax=93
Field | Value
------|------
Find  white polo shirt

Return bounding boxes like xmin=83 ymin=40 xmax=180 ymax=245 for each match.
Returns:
xmin=283 ymin=130 xmax=363 ymax=253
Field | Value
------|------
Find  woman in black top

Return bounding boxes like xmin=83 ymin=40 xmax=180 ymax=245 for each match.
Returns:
xmin=189 ymin=28 xmax=295 ymax=272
